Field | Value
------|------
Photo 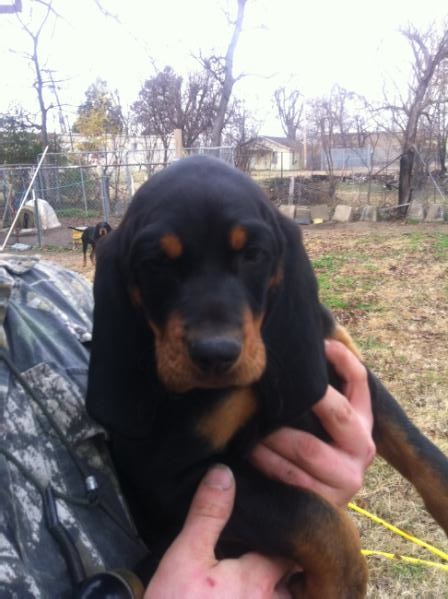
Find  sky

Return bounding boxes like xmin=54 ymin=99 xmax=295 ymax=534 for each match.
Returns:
xmin=0 ymin=0 xmax=447 ymax=136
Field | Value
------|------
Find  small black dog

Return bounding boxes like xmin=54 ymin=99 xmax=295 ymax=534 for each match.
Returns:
xmin=69 ymin=222 xmax=112 ymax=266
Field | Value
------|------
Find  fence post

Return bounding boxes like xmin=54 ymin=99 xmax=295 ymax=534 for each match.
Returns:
xmin=78 ymin=156 xmax=88 ymax=216
xmin=174 ymin=129 xmax=184 ymax=159
xmin=125 ymin=150 xmax=134 ymax=200
xmin=32 ymin=189 xmax=43 ymax=249
xmin=100 ymin=175 xmax=111 ymax=221
xmin=288 ymin=176 xmax=295 ymax=205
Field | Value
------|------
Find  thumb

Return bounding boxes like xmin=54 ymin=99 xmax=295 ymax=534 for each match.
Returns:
xmin=174 ymin=464 xmax=235 ymax=563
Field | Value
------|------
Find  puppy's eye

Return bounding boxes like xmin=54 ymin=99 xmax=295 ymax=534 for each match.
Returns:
xmin=144 ymin=252 xmax=176 ymax=268
xmin=242 ymin=246 xmax=266 ymax=263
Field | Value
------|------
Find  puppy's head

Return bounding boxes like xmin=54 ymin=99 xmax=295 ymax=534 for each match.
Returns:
xmin=87 ymin=157 xmax=327 ymax=436
xmin=125 ymin=163 xmax=283 ymax=393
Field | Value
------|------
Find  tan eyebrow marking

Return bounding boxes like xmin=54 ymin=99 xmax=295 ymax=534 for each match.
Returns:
xmin=160 ymin=233 xmax=183 ymax=259
xmin=229 ymin=226 xmax=248 ymax=251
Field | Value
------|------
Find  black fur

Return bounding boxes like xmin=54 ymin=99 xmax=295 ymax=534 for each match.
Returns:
xmin=86 ymin=157 xmax=448 ymax=597
xmin=70 ymin=221 xmax=112 ymax=266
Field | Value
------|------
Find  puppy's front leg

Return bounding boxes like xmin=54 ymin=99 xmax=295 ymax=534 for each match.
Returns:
xmin=223 ymin=462 xmax=368 ymax=599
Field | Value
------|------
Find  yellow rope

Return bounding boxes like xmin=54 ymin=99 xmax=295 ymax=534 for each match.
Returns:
xmin=360 ymin=550 xmax=448 ymax=572
xmin=348 ymin=502 xmax=448 ymax=569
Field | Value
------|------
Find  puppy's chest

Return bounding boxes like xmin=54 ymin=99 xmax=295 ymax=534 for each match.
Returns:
xmin=195 ymin=387 xmax=259 ymax=452
xmin=155 ymin=386 xmax=262 ymax=456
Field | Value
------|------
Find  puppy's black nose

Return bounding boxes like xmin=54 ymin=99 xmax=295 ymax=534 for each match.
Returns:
xmin=188 ymin=336 xmax=241 ymax=374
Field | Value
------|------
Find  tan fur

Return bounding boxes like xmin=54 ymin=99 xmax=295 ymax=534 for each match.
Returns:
xmin=289 ymin=503 xmax=367 ymax=598
xmin=229 ymin=225 xmax=247 ymax=251
xmin=150 ymin=308 xmax=266 ymax=393
xmin=196 ymin=388 xmax=257 ymax=450
xmin=332 ymin=324 xmax=363 ymax=361
xmin=376 ymin=423 xmax=448 ymax=535
xmin=160 ymin=233 xmax=183 ymax=259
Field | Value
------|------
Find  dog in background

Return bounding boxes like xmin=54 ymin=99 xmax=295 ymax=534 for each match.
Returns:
xmin=69 ymin=222 xmax=112 ymax=266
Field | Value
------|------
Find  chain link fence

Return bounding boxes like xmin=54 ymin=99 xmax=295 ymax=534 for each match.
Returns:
xmin=184 ymin=146 xmax=234 ymax=164
xmin=34 ymin=148 xmax=179 ymax=220
xmin=237 ymin=148 xmax=447 ymax=213
xmin=1 ymin=145 xmax=446 ymax=250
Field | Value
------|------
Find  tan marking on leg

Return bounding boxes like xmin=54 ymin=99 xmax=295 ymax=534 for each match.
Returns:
xmin=196 ymin=387 xmax=257 ymax=450
xmin=376 ymin=421 xmax=448 ymax=535
xmin=289 ymin=502 xmax=367 ymax=599
xmin=331 ymin=324 xmax=363 ymax=361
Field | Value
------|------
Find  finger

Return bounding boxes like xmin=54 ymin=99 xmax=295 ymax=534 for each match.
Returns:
xmin=174 ymin=465 xmax=235 ymax=562
xmin=235 ymin=552 xmax=292 ymax=593
xmin=325 ymin=340 xmax=371 ymax=424
xmin=251 ymin=431 xmax=360 ymax=492
xmin=312 ymin=386 xmax=375 ymax=459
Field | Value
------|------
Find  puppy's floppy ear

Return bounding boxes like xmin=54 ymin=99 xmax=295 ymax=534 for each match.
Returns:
xmin=86 ymin=232 xmax=163 ymax=438
xmin=260 ymin=213 xmax=328 ymax=422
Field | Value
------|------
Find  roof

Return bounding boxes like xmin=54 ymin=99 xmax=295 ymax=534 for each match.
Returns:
xmin=260 ymin=136 xmax=300 ymax=150
xmin=240 ymin=136 xmax=300 ymax=151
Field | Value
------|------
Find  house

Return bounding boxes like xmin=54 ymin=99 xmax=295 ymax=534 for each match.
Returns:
xmin=241 ymin=132 xmax=404 ymax=174
xmin=239 ymin=136 xmax=302 ymax=173
xmin=58 ymin=133 xmax=176 ymax=166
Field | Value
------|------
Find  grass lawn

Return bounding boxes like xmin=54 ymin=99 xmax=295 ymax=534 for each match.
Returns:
xmin=304 ymin=223 xmax=448 ymax=598
xmin=36 ymin=221 xmax=448 ymax=597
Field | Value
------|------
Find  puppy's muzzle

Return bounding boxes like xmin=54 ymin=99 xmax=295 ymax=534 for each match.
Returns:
xmin=187 ymin=335 xmax=242 ymax=375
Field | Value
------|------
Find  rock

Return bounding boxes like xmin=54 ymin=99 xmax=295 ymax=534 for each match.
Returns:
xmin=333 ymin=205 xmax=353 ymax=223
xmin=425 ymin=204 xmax=445 ymax=223
xmin=310 ymin=204 xmax=330 ymax=222
xmin=360 ymin=206 xmax=378 ymax=222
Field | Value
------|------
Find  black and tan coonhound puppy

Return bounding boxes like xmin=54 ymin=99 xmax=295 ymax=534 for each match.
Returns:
xmin=86 ymin=156 xmax=448 ymax=598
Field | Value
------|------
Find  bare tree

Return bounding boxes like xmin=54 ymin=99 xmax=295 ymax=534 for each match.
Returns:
xmin=429 ymin=60 xmax=448 ymax=174
xmin=273 ymin=86 xmax=304 ymax=142
xmin=132 ymin=66 xmax=222 ymax=161
xmin=199 ymin=0 xmax=248 ymax=148
xmin=132 ymin=67 xmax=181 ymax=163
xmin=384 ymin=25 xmax=448 ymax=209
xmin=222 ymin=100 xmax=260 ymax=170
xmin=16 ymin=0 xmax=59 ymax=147
xmin=180 ymin=70 xmax=221 ymax=147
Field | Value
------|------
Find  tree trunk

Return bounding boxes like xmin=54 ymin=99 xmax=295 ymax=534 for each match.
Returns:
xmin=210 ymin=0 xmax=246 ymax=149
xmin=438 ymin=139 xmax=447 ymax=174
xmin=398 ymin=147 xmax=415 ymax=213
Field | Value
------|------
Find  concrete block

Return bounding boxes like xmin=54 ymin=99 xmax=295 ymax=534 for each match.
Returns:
xmin=10 ymin=243 xmax=32 ymax=251
xmin=425 ymin=204 xmax=445 ymax=223
xmin=407 ymin=201 xmax=425 ymax=222
xmin=310 ymin=204 xmax=330 ymax=222
xmin=333 ymin=205 xmax=353 ymax=223
xmin=278 ymin=205 xmax=296 ymax=219
xmin=294 ymin=207 xmax=311 ymax=225
xmin=360 ymin=206 xmax=378 ymax=222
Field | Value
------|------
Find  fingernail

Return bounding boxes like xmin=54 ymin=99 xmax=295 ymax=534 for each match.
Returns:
xmin=204 ymin=464 xmax=233 ymax=490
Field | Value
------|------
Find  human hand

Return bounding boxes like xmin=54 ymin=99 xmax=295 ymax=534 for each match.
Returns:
xmin=250 ymin=339 xmax=376 ymax=506
xmin=144 ymin=464 xmax=291 ymax=599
